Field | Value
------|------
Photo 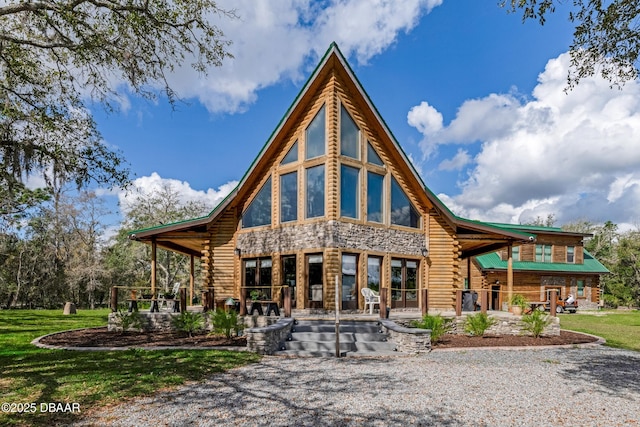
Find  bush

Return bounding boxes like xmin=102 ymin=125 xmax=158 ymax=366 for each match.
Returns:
xmin=171 ymin=311 xmax=204 ymax=337
xmin=510 ymin=294 xmax=528 ymax=311
xmin=211 ymin=309 xmax=243 ymax=339
xmin=410 ymin=313 xmax=453 ymax=344
xmin=113 ymin=310 xmax=142 ymax=334
xmin=521 ymin=309 xmax=552 ymax=338
xmin=464 ymin=312 xmax=497 ymax=336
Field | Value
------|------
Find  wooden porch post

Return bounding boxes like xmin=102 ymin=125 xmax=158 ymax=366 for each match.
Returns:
xmin=379 ymin=287 xmax=387 ymax=319
xmin=507 ymin=245 xmax=513 ymax=310
xmin=550 ymin=289 xmax=557 ymax=317
xmin=189 ymin=255 xmax=195 ymax=306
xmin=110 ymin=286 xmax=118 ymax=312
xmin=151 ymin=238 xmax=157 ymax=296
xmin=455 ymin=289 xmax=462 ymax=316
xmin=283 ymin=286 xmax=291 ymax=317
xmin=421 ymin=289 xmax=428 ymax=316
xmin=480 ymin=289 xmax=488 ymax=314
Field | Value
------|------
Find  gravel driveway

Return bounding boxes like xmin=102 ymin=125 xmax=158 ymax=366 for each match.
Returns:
xmin=74 ymin=347 xmax=640 ymax=426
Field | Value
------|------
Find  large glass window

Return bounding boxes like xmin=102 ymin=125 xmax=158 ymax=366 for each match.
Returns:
xmin=367 ymin=256 xmax=382 ymax=292
xmin=280 ymin=171 xmax=297 ymax=223
xmin=367 ymin=171 xmax=384 ymax=223
xmin=342 ymin=254 xmax=357 ymax=309
xmin=281 ymin=141 xmax=298 ymax=165
xmin=242 ymin=177 xmax=271 ymax=228
xmin=367 ymin=142 xmax=384 ymax=166
xmin=305 ymin=106 xmax=326 ymax=160
xmin=391 ymin=258 xmax=418 ymax=308
xmin=340 ymin=164 xmax=359 ymax=218
xmin=340 ymin=106 xmax=360 ymax=159
xmin=244 ymin=258 xmax=272 ymax=300
xmin=391 ymin=177 xmax=419 ymax=228
xmin=306 ymin=165 xmax=325 ymax=218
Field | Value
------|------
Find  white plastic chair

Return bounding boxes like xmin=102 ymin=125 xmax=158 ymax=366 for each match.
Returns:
xmin=361 ymin=288 xmax=381 ymax=314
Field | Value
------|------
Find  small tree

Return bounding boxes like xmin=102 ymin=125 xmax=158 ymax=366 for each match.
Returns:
xmin=521 ymin=309 xmax=553 ymax=338
xmin=171 ymin=312 xmax=204 ymax=338
xmin=113 ymin=310 xmax=142 ymax=334
xmin=211 ymin=310 xmax=243 ymax=339
xmin=411 ymin=313 xmax=453 ymax=344
xmin=464 ymin=312 xmax=497 ymax=337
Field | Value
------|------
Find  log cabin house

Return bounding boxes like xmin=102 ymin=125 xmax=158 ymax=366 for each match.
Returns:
xmin=462 ymin=223 xmax=608 ymax=311
xmin=128 ymin=44 xmax=607 ymax=313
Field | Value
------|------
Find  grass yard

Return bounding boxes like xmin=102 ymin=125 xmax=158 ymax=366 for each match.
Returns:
xmin=560 ymin=310 xmax=640 ymax=352
xmin=0 ymin=309 xmax=260 ymax=426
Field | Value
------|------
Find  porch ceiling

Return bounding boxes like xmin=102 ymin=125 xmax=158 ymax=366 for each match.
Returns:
xmin=130 ymin=231 xmax=207 ymax=258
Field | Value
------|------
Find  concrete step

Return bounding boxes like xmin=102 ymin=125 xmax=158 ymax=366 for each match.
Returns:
xmin=276 ymin=319 xmax=397 ymax=357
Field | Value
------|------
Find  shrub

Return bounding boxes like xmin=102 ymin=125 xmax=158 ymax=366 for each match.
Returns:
xmin=171 ymin=311 xmax=204 ymax=337
xmin=464 ymin=312 xmax=497 ymax=336
xmin=410 ymin=313 xmax=453 ymax=344
xmin=113 ymin=310 xmax=142 ymax=334
xmin=211 ymin=309 xmax=244 ymax=339
xmin=521 ymin=309 xmax=552 ymax=338
xmin=510 ymin=294 xmax=528 ymax=311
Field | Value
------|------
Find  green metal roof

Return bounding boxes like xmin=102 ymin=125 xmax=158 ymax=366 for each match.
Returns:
xmin=475 ymin=250 xmax=610 ymax=274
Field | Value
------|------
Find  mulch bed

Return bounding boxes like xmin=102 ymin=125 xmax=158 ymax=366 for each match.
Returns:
xmin=39 ymin=327 xmax=598 ymax=349
xmin=432 ymin=330 xmax=599 ymax=349
xmin=39 ymin=327 xmax=246 ymax=348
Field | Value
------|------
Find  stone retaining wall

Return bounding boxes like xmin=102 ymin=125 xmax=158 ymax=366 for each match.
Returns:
xmin=395 ymin=313 xmax=560 ymax=337
xmin=244 ymin=318 xmax=294 ymax=355
xmin=379 ymin=319 xmax=431 ymax=353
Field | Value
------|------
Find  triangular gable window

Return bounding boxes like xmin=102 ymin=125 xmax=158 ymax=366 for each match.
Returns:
xmin=391 ymin=177 xmax=419 ymax=228
xmin=281 ymin=141 xmax=298 ymax=165
xmin=367 ymin=142 xmax=384 ymax=166
xmin=305 ymin=105 xmax=326 ymax=160
xmin=242 ymin=177 xmax=272 ymax=228
xmin=340 ymin=105 xmax=360 ymax=159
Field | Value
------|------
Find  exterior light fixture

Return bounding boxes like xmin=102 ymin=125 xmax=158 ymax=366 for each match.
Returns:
xmin=421 ymin=247 xmax=429 ymax=257
xmin=234 ymin=248 xmax=241 ymax=256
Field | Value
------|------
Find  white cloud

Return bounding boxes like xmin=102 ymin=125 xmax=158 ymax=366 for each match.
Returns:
xmin=117 ymin=172 xmax=237 ymax=215
xmin=158 ymin=0 xmax=441 ymax=113
xmin=438 ymin=149 xmax=471 ymax=171
xmin=410 ymin=52 xmax=640 ymax=226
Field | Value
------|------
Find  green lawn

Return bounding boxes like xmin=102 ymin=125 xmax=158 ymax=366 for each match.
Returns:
xmin=560 ymin=310 xmax=640 ymax=351
xmin=0 ymin=309 xmax=260 ymax=426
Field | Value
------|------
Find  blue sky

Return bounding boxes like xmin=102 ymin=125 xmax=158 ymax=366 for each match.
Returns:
xmin=91 ymin=1 xmax=640 ymax=232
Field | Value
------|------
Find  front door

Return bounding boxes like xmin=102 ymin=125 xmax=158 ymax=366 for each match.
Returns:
xmin=491 ymin=285 xmax=501 ymax=310
xmin=391 ymin=258 xmax=418 ymax=308
xmin=306 ymin=254 xmax=323 ymax=309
